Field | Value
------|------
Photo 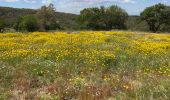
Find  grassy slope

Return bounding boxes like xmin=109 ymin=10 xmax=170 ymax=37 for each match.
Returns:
xmin=0 ymin=31 xmax=170 ymax=99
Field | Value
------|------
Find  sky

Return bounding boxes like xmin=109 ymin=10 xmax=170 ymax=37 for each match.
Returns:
xmin=0 ymin=0 xmax=170 ymax=15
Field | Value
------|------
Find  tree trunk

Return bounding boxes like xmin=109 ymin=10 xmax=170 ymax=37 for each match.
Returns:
xmin=0 ymin=28 xmax=2 ymax=33
xmin=0 ymin=28 xmax=4 ymax=33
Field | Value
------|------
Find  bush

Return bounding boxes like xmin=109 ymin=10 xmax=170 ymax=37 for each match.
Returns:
xmin=14 ymin=15 xmax=38 ymax=32
xmin=0 ymin=19 xmax=5 ymax=33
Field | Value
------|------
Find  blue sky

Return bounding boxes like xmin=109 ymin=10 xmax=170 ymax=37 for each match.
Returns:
xmin=0 ymin=0 xmax=170 ymax=15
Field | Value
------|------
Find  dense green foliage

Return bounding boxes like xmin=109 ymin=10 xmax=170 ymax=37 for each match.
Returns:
xmin=0 ymin=7 xmax=36 ymax=27
xmin=140 ymin=3 xmax=170 ymax=32
xmin=0 ymin=19 xmax=5 ymax=32
xmin=78 ymin=5 xmax=128 ymax=30
xmin=13 ymin=15 xmax=38 ymax=32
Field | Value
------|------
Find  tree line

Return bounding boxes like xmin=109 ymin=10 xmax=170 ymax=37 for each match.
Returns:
xmin=0 ymin=3 xmax=170 ymax=33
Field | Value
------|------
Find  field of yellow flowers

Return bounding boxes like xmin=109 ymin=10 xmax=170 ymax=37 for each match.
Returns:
xmin=0 ymin=31 xmax=170 ymax=99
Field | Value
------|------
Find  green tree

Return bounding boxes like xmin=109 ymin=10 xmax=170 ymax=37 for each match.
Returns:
xmin=78 ymin=7 xmax=102 ymax=30
xmin=105 ymin=5 xmax=128 ymax=30
xmin=37 ymin=3 xmax=60 ymax=31
xmin=140 ymin=3 xmax=170 ymax=32
xmin=21 ymin=15 xmax=38 ymax=32
xmin=78 ymin=5 xmax=128 ymax=30
xmin=13 ymin=17 xmax=23 ymax=31
xmin=0 ymin=19 xmax=5 ymax=33
xmin=14 ymin=15 xmax=38 ymax=32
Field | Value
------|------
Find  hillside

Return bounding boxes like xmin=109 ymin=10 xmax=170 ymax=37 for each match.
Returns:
xmin=0 ymin=6 xmax=79 ymax=30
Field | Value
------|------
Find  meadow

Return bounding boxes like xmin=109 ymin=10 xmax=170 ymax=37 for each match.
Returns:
xmin=0 ymin=31 xmax=170 ymax=100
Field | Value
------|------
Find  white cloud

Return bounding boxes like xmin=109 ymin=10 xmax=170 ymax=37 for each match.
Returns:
xmin=56 ymin=0 xmax=135 ymax=14
xmin=0 ymin=0 xmax=19 ymax=2
xmin=42 ymin=0 xmax=52 ymax=4
xmin=0 ymin=0 xmax=134 ymax=4
xmin=24 ymin=0 xmax=36 ymax=3
xmin=0 ymin=0 xmax=41 ymax=3
xmin=62 ymin=0 xmax=135 ymax=4
xmin=162 ymin=0 xmax=170 ymax=3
